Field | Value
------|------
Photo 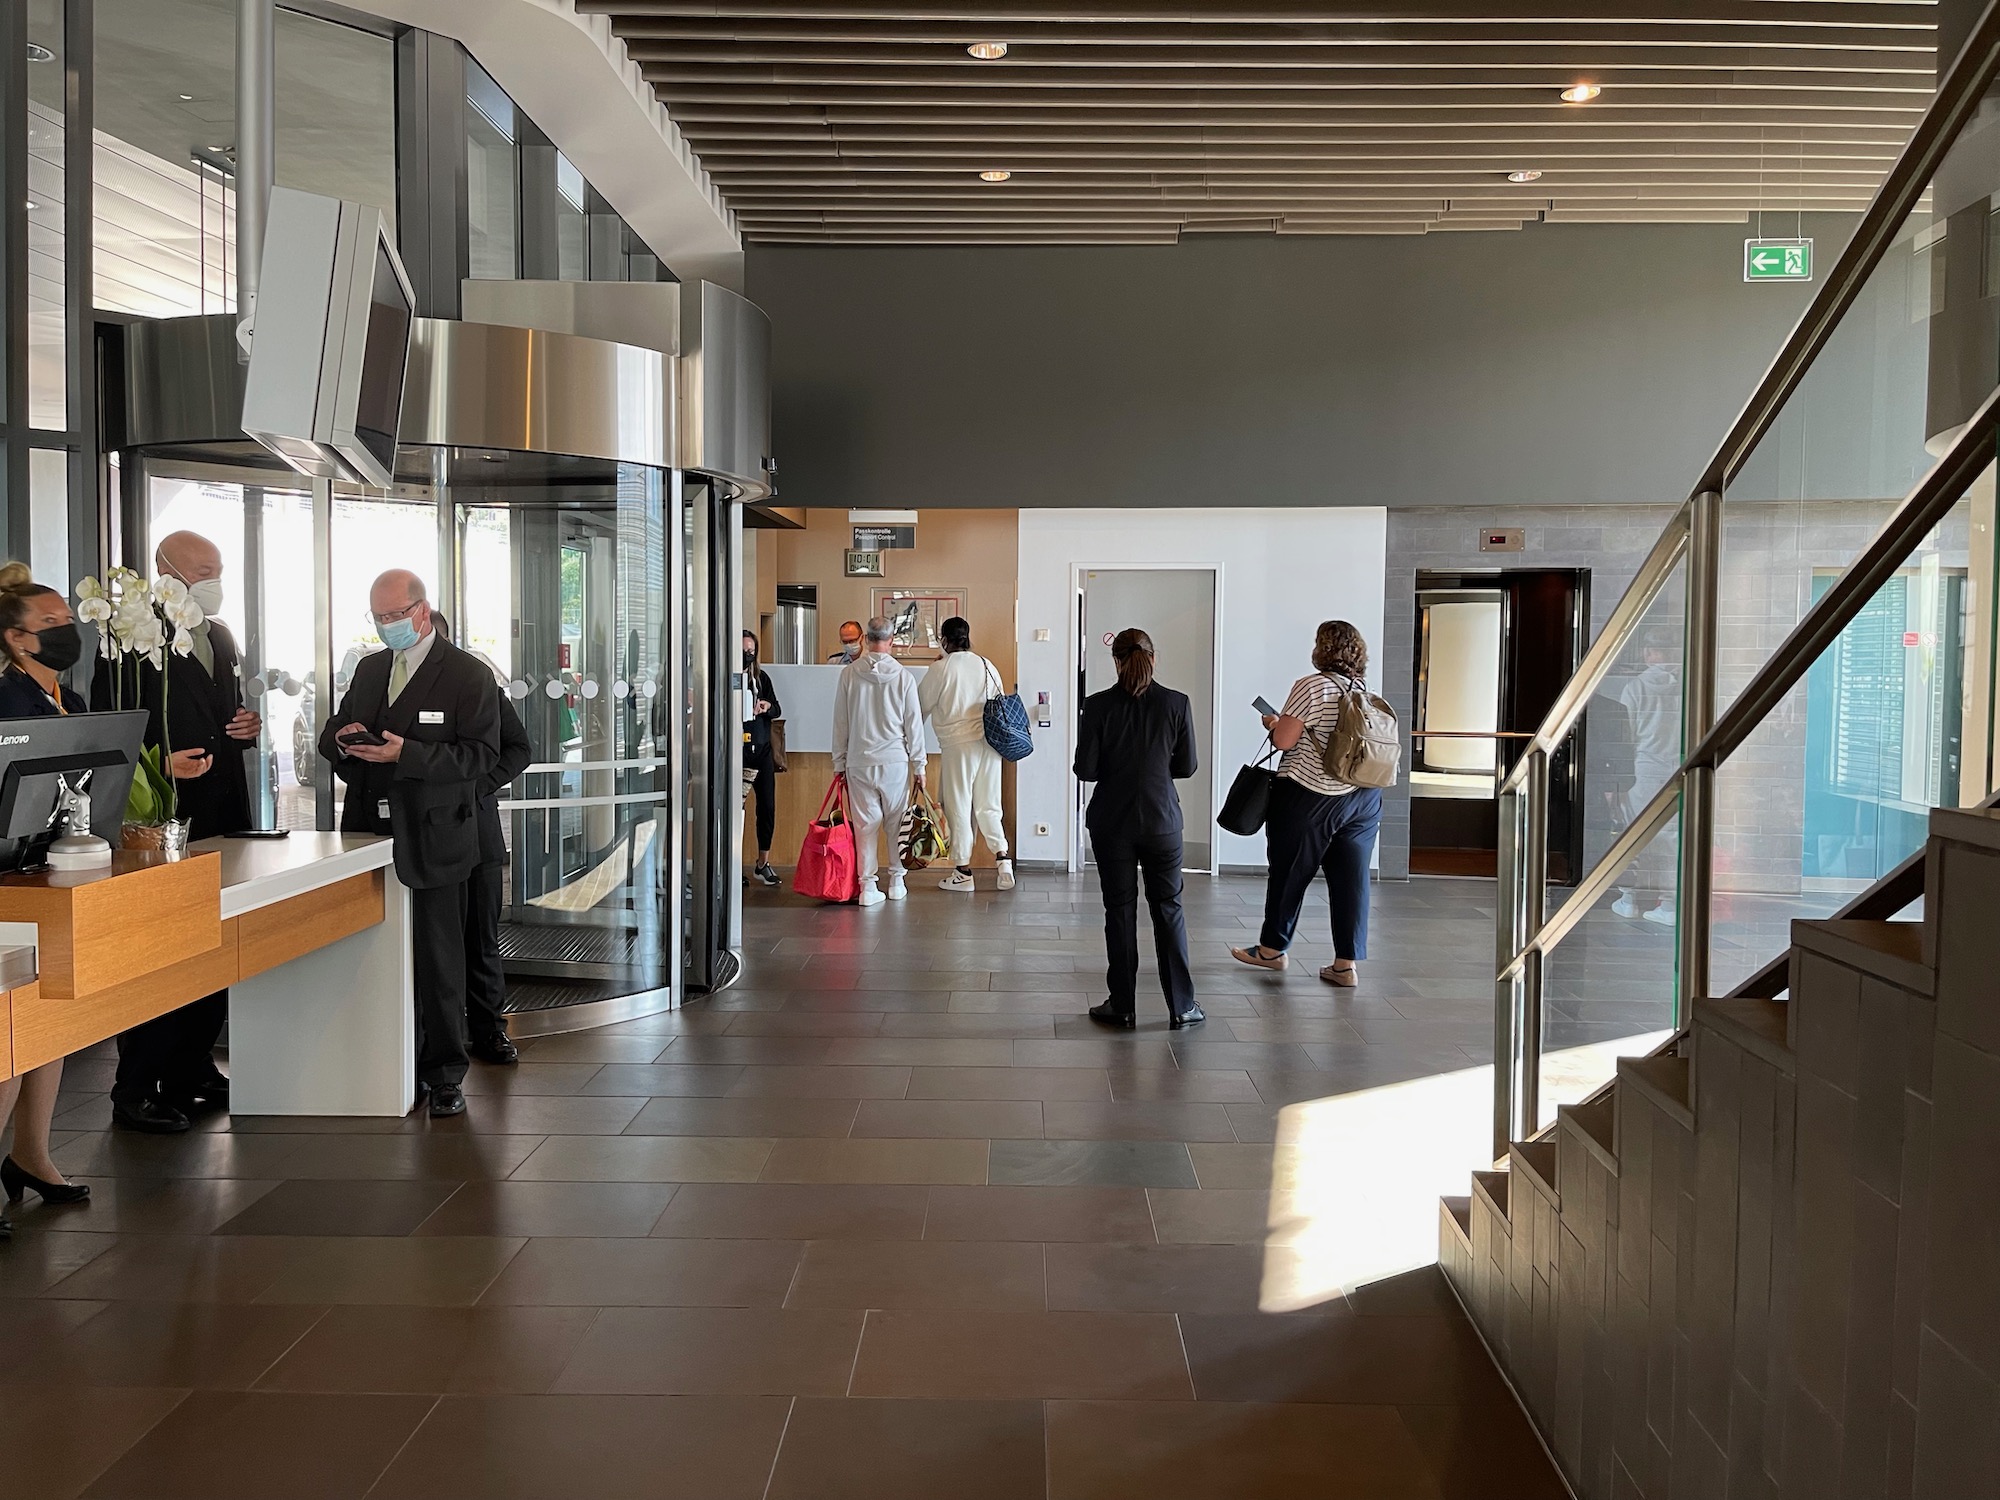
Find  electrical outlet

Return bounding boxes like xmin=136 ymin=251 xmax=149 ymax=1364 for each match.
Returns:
xmin=1033 ymin=628 xmax=1051 ymax=642
xmin=1034 ymin=823 xmax=1050 ymax=836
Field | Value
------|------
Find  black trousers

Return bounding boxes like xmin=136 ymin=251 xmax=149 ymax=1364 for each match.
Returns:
xmin=1092 ymin=829 xmax=1197 ymax=1018
xmin=746 ymin=743 xmax=776 ymax=854
xmin=112 ymin=991 xmax=227 ymax=1105
xmin=1258 ymin=779 xmax=1383 ymax=961
xmin=412 ymin=879 xmax=474 ymax=1088
xmin=465 ymin=860 xmax=507 ymax=1045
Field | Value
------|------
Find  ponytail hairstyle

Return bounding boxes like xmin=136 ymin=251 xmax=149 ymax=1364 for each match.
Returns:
xmin=1311 ymin=619 xmax=1368 ymax=681
xmin=1110 ymin=628 xmax=1156 ymax=697
xmin=0 ymin=562 xmax=57 ymax=668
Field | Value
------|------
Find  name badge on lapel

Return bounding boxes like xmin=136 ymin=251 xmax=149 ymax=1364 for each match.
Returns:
xmin=419 ymin=710 xmax=445 ymax=725
xmin=377 ymin=799 xmax=391 ymax=820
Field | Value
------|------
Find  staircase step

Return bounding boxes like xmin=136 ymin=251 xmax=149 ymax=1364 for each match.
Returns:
xmin=1792 ymin=918 xmax=1932 ymax=996
xmin=1441 ymin=1194 xmax=1472 ymax=1249
xmin=1694 ymin=997 xmax=1795 ymax=1075
xmin=1931 ymin=804 xmax=2000 ymax=854
xmin=1558 ymin=1088 xmax=1618 ymax=1175
xmin=1616 ymin=1053 xmax=1693 ymax=1128
xmin=1472 ymin=1167 xmax=1510 ymax=1221
xmin=1509 ymin=1139 xmax=1559 ymax=1206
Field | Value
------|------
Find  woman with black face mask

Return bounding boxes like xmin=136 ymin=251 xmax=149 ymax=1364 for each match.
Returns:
xmin=742 ymin=630 xmax=783 ymax=886
xmin=0 ymin=562 xmax=93 ymax=1238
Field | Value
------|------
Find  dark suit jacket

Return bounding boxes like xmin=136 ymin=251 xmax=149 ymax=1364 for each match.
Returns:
xmin=477 ymin=690 xmax=533 ymax=868
xmin=1073 ymin=683 xmax=1198 ymax=841
xmin=0 ymin=667 xmax=84 ymax=718
xmin=91 ymin=621 xmax=251 ymax=840
xmin=318 ymin=634 xmax=502 ymax=890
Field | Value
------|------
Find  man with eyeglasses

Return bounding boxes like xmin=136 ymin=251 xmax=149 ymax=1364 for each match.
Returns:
xmin=318 ymin=570 xmax=501 ymax=1118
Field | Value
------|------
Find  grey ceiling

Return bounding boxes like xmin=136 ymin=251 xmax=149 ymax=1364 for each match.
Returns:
xmin=580 ymin=0 xmax=1938 ymax=244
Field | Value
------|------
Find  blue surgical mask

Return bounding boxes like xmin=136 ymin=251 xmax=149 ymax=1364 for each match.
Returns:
xmin=380 ymin=617 xmax=421 ymax=652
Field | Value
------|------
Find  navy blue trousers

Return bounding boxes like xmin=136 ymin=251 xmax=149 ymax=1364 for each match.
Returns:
xmin=1258 ymin=778 xmax=1383 ymax=961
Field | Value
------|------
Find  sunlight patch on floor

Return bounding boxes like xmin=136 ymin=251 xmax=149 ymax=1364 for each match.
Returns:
xmin=1258 ymin=1029 xmax=1674 ymax=1312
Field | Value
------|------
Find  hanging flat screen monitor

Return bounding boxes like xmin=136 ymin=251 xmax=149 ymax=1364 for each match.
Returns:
xmin=242 ymin=187 xmax=416 ymax=490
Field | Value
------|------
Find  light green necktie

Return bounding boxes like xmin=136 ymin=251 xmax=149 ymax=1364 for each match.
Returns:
xmin=388 ymin=651 xmax=409 ymax=704
xmin=189 ymin=622 xmax=214 ymax=676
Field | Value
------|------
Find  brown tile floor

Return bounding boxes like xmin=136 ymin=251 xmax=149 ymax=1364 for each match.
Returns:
xmin=0 ymin=871 xmax=1569 ymax=1499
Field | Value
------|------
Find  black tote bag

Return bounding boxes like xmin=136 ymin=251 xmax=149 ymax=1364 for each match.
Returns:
xmin=1218 ymin=739 xmax=1281 ymax=837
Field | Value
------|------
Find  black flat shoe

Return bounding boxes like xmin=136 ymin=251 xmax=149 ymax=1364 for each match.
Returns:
xmin=428 ymin=1083 xmax=468 ymax=1118
xmin=1 ymin=1156 xmax=89 ymax=1205
xmin=1087 ymin=1003 xmax=1138 ymax=1030
xmin=469 ymin=1034 xmax=519 ymax=1066
xmin=1169 ymin=1007 xmax=1207 ymax=1030
xmin=111 ymin=1097 xmax=191 ymax=1134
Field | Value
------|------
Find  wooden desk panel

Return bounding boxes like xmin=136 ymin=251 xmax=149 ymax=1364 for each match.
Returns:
xmin=238 ymin=871 xmax=384 ymax=981
xmin=0 ymin=984 xmax=12 ymax=1079
xmin=11 ymin=919 xmax=240 ymax=1073
xmin=0 ymin=851 xmax=222 ymax=999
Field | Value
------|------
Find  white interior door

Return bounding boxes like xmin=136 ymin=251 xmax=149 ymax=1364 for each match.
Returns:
xmin=1077 ymin=567 xmax=1219 ymax=872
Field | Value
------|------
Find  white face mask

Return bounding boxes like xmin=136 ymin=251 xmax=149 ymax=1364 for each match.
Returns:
xmin=186 ymin=578 xmax=225 ymax=618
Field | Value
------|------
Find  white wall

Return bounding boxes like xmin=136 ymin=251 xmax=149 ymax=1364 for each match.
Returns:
xmin=1014 ymin=507 xmax=1389 ymax=871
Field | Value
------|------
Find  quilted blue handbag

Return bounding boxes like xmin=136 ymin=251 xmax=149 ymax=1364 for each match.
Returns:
xmin=981 ymin=661 xmax=1035 ymax=762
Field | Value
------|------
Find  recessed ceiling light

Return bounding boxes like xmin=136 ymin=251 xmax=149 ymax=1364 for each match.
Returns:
xmin=178 ymin=92 xmax=194 ymax=101
xmin=1507 ymin=170 xmax=1544 ymax=184
xmin=25 ymin=42 xmax=53 ymax=64
xmin=23 ymin=201 xmax=34 ymax=211
xmin=1561 ymin=84 xmax=1601 ymax=103
xmin=980 ymin=169 xmax=1011 ymax=182
xmin=967 ymin=41 xmax=1009 ymax=60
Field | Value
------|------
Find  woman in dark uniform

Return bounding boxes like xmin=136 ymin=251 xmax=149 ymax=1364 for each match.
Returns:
xmin=0 ymin=564 xmax=91 ymax=1234
xmin=742 ymin=630 xmax=783 ymax=887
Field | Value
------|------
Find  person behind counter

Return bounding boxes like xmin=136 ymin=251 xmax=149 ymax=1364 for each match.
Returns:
xmin=93 ymin=530 xmax=257 ymax=1133
xmin=319 ymin=570 xmax=501 ymax=1119
xmin=743 ymin=630 xmax=782 ymax=888
xmin=0 ymin=563 xmax=91 ymax=1231
xmin=430 ymin=613 xmax=531 ymax=1066
xmin=826 ymin=619 xmax=863 ymax=663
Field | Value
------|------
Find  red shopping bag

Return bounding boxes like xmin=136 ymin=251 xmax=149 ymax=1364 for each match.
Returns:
xmin=793 ymin=775 xmax=860 ymax=903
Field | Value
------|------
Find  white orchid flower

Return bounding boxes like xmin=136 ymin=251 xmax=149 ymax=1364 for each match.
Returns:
xmin=170 ymin=623 xmax=196 ymax=657
xmin=153 ymin=576 xmax=188 ymax=609
xmin=76 ymin=576 xmax=104 ymax=601
xmin=165 ymin=595 xmax=204 ymax=630
xmin=76 ymin=595 xmax=112 ymax=625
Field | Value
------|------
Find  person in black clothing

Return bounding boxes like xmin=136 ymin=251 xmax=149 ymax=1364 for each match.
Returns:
xmin=1073 ymin=628 xmax=1203 ymax=1029
xmin=0 ymin=564 xmax=92 ymax=1234
xmin=743 ymin=629 xmax=782 ymax=886
xmin=430 ymin=613 xmax=533 ymax=1066
xmin=94 ymin=531 xmax=259 ymax=1133
xmin=319 ymin=570 xmax=501 ymax=1118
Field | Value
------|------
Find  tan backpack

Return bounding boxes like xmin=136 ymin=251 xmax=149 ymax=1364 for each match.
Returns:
xmin=1318 ymin=676 xmax=1401 ymax=790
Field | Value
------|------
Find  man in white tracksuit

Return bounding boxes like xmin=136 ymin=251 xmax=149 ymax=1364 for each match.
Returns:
xmin=916 ymin=615 xmax=1014 ymax=893
xmin=831 ymin=616 xmax=926 ymax=907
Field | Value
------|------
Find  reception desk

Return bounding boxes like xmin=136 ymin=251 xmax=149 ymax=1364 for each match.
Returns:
xmin=0 ymin=833 xmax=414 ymax=1117
xmin=751 ymin=664 xmax=1015 ymax=869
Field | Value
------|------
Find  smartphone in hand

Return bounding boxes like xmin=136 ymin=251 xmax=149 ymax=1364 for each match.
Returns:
xmin=338 ymin=728 xmax=388 ymax=748
xmin=1252 ymin=695 xmax=1280 ymax=718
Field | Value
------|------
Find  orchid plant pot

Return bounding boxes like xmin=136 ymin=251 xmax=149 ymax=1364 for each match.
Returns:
xmin=120 ymin=818 xmax=190 ymax=860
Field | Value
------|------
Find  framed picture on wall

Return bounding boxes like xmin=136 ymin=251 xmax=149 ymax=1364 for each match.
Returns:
xmin=870 ymin=587 xmax=968 ymax=661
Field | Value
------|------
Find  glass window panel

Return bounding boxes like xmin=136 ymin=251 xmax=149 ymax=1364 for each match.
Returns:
xmin=465 ymin=59 xmax=518 ymax=280
xmin=28 ymin=0 xmax=67 ymax=429
xmin=556 ymin=152 xmax=587 ymax=280
xmin=28 ymin=447 xmax=68 ymax=590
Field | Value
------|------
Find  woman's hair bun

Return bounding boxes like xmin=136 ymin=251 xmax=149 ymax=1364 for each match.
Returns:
xmin=0 ymin=561 xmax=37 ymax=594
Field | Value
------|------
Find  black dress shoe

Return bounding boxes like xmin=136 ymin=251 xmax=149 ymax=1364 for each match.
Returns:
xmin=166 ymin=1071 xmax=230 ymax=1115
xmin=469 ymin=1034 xmax=519 ymax=1066
xmin=2 ymin=1156 xmax=89 ymax=1205
xmin=1087 ymin=1003 xmax=1138 ymax=1030
xmin=428 ymin=1083 xmax=468 ymax=1118
xmin=0 ymin=1208 xmax=10 ymax=1239
xmin=111 ymin=1097 xmax=191 ymax=1134
xmin=1169 ymin=1006 xmax=1207 ymax=1030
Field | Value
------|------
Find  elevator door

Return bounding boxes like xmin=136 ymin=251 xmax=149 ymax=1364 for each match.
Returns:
xmin=1077 ymin=567 xmax=1218 ymax=873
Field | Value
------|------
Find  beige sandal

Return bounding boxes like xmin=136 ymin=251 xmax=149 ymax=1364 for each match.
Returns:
xmin=1319 ymin=964 xmax=1358 ymax=988
xmin=1230 ymin=945 xmax=1288 ymax=972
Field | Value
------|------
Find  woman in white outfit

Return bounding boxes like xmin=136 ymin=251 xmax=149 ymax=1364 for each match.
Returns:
xmin=916 ymin=617 xmax=1015 ymax=893
xmin=830 ymin=616 xmax=927 ymax=907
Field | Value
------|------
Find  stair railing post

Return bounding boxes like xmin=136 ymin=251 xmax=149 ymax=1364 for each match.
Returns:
xmin=1678 ymin=489 xmax=1724 ymax=1023
xmin=1519 ymin=748 xmax=1549 ymax=1140
xmin=1494 ymin=780 xmax=1522 ymax=1160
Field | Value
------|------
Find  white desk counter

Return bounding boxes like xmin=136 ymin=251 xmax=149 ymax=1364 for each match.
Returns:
xmin=192 ymin=831 xmax=415 ymax=1117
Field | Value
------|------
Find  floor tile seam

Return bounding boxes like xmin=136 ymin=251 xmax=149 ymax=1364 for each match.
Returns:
xmin=238 ymin=1301 xmax=338 ymax=1392
xmin=60 ymin=1384 xmax=194 ymax=1495
xmin=357 ymin=1391 xmax=445 ymax=1500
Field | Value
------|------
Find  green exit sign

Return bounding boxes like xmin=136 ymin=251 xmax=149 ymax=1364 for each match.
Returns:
xmin=1744 ymin=239 xmax=1813 ymax=282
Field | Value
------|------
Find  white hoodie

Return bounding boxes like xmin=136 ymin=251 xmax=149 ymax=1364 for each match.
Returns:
xmin=916 ymin=650 xmax=997 ymax=749
xmin=831 ymin=649 xmax=925 ymax=772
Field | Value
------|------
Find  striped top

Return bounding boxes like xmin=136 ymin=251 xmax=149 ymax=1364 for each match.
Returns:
xmin=1275 ymin=672 xmax=1357 ymax=798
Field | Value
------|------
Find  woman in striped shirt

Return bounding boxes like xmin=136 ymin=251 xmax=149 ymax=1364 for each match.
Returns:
xmin=1230 ymin=620 xmax=1383 ymax=987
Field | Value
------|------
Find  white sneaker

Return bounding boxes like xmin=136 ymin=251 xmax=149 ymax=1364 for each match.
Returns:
xmin=856 ymin=887 xmax=886 ymax=908
xmin=995 ymin=858 xmax=1015 ymax=891
xmin=1642 ymin=903 xmax=1676 ymax=927
xmin=886 ymin=877 xmax=908 ymax=901
xmin=939 ymin=870 xmax=976 ymax=893
xmin=1611 ymin=893 xmax=1638 ymax=919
